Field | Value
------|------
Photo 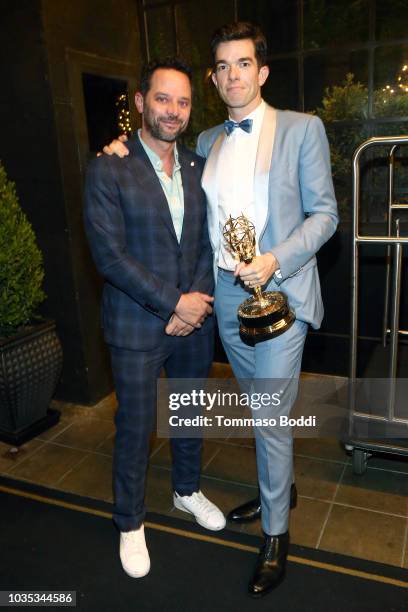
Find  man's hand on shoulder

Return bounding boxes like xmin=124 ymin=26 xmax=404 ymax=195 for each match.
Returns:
xmin=175 ymin=292 xmax=214 ymax=328
xmin=235 ymin=253 xmax=279 ymax=288
xmin=97 ymin=134 xmax=130 ymax=158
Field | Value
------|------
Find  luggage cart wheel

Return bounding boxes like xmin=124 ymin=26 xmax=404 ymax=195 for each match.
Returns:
xmin=352 ymin=448 xmax=369 ymax=475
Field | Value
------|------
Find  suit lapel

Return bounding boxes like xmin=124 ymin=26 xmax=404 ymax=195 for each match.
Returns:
xmin=124 ymin=135 xmax=178 ymax=243
xmin=201 ymin=130 xmax=225 ymax=252
xmin=255 ymin=105 xmax=277 ymax=244
xmin=178 ymin=148 xmax=196 ymax=249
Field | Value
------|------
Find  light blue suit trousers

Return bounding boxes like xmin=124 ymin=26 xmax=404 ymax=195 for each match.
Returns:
xmin=215 ymin=269 xmax=308 ymax=535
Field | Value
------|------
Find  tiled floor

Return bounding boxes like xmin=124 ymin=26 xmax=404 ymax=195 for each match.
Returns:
xmin=1 ymin=365 xmax=408 ymax=569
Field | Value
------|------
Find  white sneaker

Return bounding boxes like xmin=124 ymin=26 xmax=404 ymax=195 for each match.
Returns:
xmin=119 ymin=524 xmax=150 ymax=578
xmin=174 ymin=490 xmax=226 ymax=531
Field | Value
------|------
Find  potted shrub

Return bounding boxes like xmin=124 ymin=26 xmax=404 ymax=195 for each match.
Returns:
xmin=0 ymin=162 xmax=62 ymax=445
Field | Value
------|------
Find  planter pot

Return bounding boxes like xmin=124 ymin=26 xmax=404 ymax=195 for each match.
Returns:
xmin=0 ymin=320 xmax=63 ymax=445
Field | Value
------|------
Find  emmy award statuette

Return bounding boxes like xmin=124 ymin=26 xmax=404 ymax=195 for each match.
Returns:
xmin=223 ymin=214 xmax=295 ymax=343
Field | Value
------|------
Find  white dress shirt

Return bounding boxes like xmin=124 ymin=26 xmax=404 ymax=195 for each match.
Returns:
xmin=217 ymin=100 xmax=265 ymax=270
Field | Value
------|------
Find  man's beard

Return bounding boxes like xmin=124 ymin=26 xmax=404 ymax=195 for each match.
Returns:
xmin=143 ymin=106 xmax=187 ymax=142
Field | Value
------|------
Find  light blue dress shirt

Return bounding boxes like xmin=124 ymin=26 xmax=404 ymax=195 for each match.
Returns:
xmin=138 ymin=130 xmax=184 ymax=242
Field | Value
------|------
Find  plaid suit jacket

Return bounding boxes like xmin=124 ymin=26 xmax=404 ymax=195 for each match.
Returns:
xmin=84 ymin=135 xmax=214 ymax=351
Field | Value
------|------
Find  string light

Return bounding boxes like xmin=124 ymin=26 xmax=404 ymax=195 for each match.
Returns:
xmin=116 ymin=93 xmax=132 ymax=136
xmin=397 ymin=62 xmax=408 ymax=90
xmin=380 ymin=62 xmax=408 ymax=104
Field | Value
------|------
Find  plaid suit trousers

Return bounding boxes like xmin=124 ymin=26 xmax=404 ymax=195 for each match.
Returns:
xmin=109 ymin=330 xmax=214 ymax=532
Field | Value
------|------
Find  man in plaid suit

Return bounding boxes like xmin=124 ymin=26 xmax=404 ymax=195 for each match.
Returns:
xmin=84 ymin=57 xmax=225 ymax=579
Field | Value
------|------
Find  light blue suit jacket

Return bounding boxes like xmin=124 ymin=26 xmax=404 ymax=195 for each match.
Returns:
xmin=196 ymin=104 xmax=339 ymax=329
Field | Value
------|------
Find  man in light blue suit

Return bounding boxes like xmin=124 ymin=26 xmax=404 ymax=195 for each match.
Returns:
xmin=196 ymin=22 xmax=338 ymax=597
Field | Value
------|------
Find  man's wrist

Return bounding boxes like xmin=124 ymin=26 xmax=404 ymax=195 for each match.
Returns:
xmin=265 ymin=252 xmax=280 ymax=278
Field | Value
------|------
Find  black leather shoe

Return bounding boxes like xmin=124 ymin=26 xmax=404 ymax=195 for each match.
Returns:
xmin=248 ymin=531 xmax=289 ymax=598
xmin=227 ymin=484 xmax=297 ymax=523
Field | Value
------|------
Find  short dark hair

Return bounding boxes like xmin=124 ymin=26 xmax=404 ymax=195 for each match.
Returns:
xmin=139 ymin=57 xmax=192 ymax=96
xmin=210 ymin=22 xmax=268 ymax=68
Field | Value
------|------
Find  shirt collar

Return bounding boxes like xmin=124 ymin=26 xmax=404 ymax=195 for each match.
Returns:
xmin=243 ymin=99 xmax=265 ymax=122
xmin=138 ymin=129 xmax=180 ymax=172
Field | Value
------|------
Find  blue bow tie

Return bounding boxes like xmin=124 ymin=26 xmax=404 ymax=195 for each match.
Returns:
xmin=224 ymin=118 xmax=253 ymax=136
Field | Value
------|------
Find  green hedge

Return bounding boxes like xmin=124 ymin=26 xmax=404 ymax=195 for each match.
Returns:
xmin=0 ymin=163 xmax=45 ymax=335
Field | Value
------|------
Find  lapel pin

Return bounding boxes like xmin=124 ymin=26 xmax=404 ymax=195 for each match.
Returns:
xmin=190 ymin=161 xmax=195 ymax=167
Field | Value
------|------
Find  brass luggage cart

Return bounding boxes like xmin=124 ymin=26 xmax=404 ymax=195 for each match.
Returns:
xmin=347 ymin=136 xmax=408 ymax=474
